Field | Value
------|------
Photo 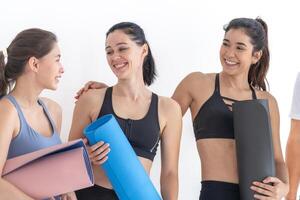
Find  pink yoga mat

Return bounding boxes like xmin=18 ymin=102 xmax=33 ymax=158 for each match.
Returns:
xmin=2 ymin=139 xmax=94 ymax=199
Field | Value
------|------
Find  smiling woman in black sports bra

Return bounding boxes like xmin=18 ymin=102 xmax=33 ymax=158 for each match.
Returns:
xmin=69 ymin=22 xmax=182 ymax=200
xmin=173 ymin=17 xmax=288 ymax=200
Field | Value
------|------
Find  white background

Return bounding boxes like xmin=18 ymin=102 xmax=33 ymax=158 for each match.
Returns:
xmin=1 ymin=0 xmax=299 ymax=199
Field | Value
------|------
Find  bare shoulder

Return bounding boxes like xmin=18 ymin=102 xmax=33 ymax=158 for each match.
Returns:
xmin=177 ymin=72 xmax=216 ymax=94
xmin=40 ymin=97 xmax=62 ymax=116
xmin=256 ymin=90 xmax=278 ymax=109
xmin=75 ymin=88 xmax=107 ymax=120
xmin=182 ymin=71 xmax=214 ymax=84
xmin=158 ymin=96 xmax=182 ymax=117
xmin=0 ymin=97 xmax=18 ymax=119
xmin=76 ymin=88 xmax=107 ymax=106
xmin=0 ymin=97 xmax=19 ymax=130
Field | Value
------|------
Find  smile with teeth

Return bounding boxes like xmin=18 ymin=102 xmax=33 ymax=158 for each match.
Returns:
xmin=113 ymin=62 xmax=128 ymax=69
xmin=225 ymin=59 xmax=238 ymax=66
xmin=55 ymin=76 xmax=61 ymax=81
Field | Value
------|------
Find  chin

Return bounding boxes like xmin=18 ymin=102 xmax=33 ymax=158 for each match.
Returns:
xmin=114 ymin=72 xmax=130 ymax=80
xmin=47 ymin=84 xmax=58 ymax=91
xmin=222 ymin=66 xmax=240 ymax=75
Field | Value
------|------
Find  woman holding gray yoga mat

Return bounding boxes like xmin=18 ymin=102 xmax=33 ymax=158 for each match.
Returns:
xmin=69 ymin=22 xmax=182 ymax=200
xmin=172 ymin=17 xmax=288 ymax=199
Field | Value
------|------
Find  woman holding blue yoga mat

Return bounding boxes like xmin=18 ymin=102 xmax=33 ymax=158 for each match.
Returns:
xmin=0 ymin=29 xmax=76 ymax=199
xmin=69 ymin=22 xmax=182 ymax=200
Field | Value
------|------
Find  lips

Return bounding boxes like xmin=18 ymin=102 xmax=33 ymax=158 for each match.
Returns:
xmin=55 ymin=76 xmax=62 ymax=82
xmin=224 ymin=58 xmax=239 ymax=67
xmin=113 ymin=62 xmax=128 ymax=69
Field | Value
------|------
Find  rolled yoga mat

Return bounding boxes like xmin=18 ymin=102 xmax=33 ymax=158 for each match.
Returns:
xmin=2 ymin=139 xmax=94 ymax=199
xmin=233 ymin=99 xmax=275 ymax=200
xmin=84 ymin=114 xmax=161 ymax=200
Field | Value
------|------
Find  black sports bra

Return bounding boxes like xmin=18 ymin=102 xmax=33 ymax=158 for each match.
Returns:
xmin=98 ymin=87 xmax=161 ymax=161
xmin=193 ymin=73 xmax=257 ymax=140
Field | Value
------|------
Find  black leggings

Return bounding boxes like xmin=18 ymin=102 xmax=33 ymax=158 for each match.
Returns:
xmin=76 ymin=184 xmax=119 ymax=200
xmin=199 ymin=180 xmax=240 ymax=200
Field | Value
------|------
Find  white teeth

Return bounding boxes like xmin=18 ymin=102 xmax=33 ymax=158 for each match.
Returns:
xmin=225 ymin=59 xmax=238 ymax=65
xmin=114 ymin=63 xmax=127 ymax=68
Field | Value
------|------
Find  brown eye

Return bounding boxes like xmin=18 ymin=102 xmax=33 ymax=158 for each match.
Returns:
xmin=119 ymin=47 xmax=128 ymax=51
xmin=222 ymin=42 xmax=229 ymax=47
xmin=236 ymin=46 xmax=245 ymax=51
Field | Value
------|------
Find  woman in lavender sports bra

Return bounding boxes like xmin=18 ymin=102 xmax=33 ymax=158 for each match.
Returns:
xmin=0 ymin=29 xmax=74 ymax=200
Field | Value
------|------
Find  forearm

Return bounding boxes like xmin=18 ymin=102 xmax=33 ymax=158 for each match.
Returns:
xmin=286 ymin=138 xmax=300 ymax=199
xmin=160 ymin=172 xmax=178 ymax=200
xmin=0 ymin=179 xmax=33 ymax=200
xmin=275 ymin=161 xmax=289 ymax=185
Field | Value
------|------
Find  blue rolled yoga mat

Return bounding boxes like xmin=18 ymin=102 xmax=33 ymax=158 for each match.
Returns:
xmin=84 ymin=114 xmax=162 ymax=200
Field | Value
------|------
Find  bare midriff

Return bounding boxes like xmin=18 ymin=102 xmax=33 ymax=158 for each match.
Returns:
xmin=197 ymin=138 xmax=239 ymax=183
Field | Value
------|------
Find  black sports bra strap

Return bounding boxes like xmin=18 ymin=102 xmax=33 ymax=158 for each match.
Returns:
xmin=100 ymin=87 xmax=113 ymax=113
xmin=214 ymin=73 xmax=220 ymax=93
xmin=106 ymin=87 xmax=113 ymax=102
xmin=221 ymin=96 xmax=238 ymax=102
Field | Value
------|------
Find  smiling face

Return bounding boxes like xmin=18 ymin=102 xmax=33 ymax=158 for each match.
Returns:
xmin=35 ymin=42 xmax=64 ymax=90
xmin=220 ymin=28 xmax=262 ymax=76
xmin=105 ymin=30 xmax=148 ymax=81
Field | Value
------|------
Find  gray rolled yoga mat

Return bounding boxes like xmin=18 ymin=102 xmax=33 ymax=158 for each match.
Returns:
xmin=232 ymin=99 xmax=275 ymax=200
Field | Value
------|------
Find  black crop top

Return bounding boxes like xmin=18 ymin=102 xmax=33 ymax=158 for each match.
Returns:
xmin=98 ymin=87 xmax=161 ymax=161
xmin=193 ymin=74 xmax=257 ymax=140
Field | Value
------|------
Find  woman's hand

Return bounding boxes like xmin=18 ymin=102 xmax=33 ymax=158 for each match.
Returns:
xmin=85 ymin=139 xmax=111 ymax=165
xmin=75 ymin=81 xmax=108 ymax=100
xmin=250 ymin=177 xmax=289 ymax=199
xmin=61 ymin=192 xmax=77 ymax=200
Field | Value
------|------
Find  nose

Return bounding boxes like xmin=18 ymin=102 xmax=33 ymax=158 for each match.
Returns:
xmin=60 ymin=65 xmax=64 ymax=74
xmin=225 ymin=47 xmax=235 ymax=58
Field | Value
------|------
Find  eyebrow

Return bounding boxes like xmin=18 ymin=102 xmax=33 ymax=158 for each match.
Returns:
xmin=105 ymin=42 xmax=128 ymax=50
xmin=236 ymin=42 xmax=247 ymax=47
xmin=223 ymin=39 xmax=247 ymax=47
xmin=56 ymin=54 xmax=61 ymax=58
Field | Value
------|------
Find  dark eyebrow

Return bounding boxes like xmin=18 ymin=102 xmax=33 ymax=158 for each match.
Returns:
xmin=236 ymin=42 xmax=247 ymax=47
xmin=223 ymin=39 xmax=230 ymax=42
xmin=56 ymin=54 xmax=61 ymax=58
xmin=105 ymin=42 xmax=128 ymax=50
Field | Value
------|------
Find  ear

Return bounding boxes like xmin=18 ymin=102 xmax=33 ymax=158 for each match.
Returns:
xmin=141 ymin=43 xmax=149 ymax=58
xmin=27 ymin=56 xmax=39 ymax=72
xmin=251 ymin=50 xmax=262 ymax=64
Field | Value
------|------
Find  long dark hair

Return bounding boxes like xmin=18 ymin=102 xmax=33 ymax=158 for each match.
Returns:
xmin=0 ymin=28 xmax=57 ymax=96
xmin=224 ymin=17 xmax=269 ymax=91
xmin=106 ymin=22 xmax=156 ymax=86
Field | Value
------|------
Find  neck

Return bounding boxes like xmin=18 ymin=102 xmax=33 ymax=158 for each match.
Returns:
xmin=114 ymin=78 xmax=149 ymax=101
xmin=220 ymin=71 xmax=250 ymax=90
xmin=10 ymin=75 xmax=43 ymax=108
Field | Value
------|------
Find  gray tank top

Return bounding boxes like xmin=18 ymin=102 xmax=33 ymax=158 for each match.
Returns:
xmin=6 ymin=95 xmax=62 ymax=159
